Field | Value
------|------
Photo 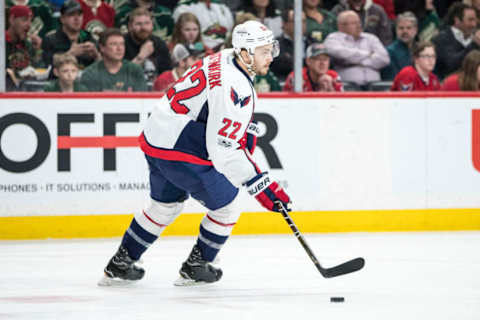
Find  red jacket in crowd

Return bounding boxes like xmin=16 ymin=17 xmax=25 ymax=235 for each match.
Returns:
xmin=390 ymin=66 xmax=440 ymax=91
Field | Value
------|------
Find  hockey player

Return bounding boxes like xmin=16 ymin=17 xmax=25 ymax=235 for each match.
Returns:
xmin=99 ymin=20 xmax=292 ymax=286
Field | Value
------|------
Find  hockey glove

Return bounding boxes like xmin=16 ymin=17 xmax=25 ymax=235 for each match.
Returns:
xmin=245 ymin=172 xmax=291 ymax=213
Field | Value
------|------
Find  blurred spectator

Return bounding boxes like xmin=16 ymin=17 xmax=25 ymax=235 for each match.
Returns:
xmin=432 ymin=2 xmax=480 ymax=79
xmin=169 ymin=12 xmax=211 ymax=54
xmin=124 ymin=8 xmax=172 ymax=82
xmin=78 ymin=0 xmax=115 ymax=40
xmin=173 ymin=0 xmax=234 ymax=51
xmin=284 ymin=42 xmax=343 ymax=92
xmin=5 ymin=5 xmax=43 ymax=91
xmin=324 ymin=10 xmax=390 ymax=88
xmin=394 ymin=0 xmax=440 ymax=42
xmin=303 ymin=0 xmax=337 ymax=43
xmin=42 ymin=0 xmax=98 ymax=72
xmin=152 ymin=43 xmax=204 ymax=93
xmin=391 ymin=41 xmax=440 ymax=91
xmin=441 ymin=49 xmax=480 ymax=90
xmin=44 ymin=53 xmax=88 ymax=92
xmin=80 ymin=28 xmax=147 ymax=91
xmin=381 ymin=11 xmax=418 ymax=80
xmin=373 ymin=0 xmax=396 ymax=20
xmin=6 ymin=0 xmax=56 ymax=37
xmin=331 ymin=0 xmax=393 ymax=45
xmin=236 ymin=0 xmax=283 ymax=38
xmin=270 ymin=8 xmax=310 ymax=80
xmin=432 ymin=0 xmax=457 ymax=20
xmin=115 ymin=0 xmax=174 ymax=41
xmin=464 ymin=0 xmax=480 ymax=26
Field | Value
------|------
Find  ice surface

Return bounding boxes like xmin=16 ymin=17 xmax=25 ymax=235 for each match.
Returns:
xmin=1 ymin=232 xmax=480 ymax=319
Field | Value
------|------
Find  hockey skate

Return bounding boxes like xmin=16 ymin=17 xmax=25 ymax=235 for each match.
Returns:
xmin=174 ymin=245 xmax=223 ymax=286
xmin=98 ymin=245 xmax=145 ymax=286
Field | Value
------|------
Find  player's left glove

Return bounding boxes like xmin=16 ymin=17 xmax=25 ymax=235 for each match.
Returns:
xmin=245 ymin=172 xmax=291 ymax=213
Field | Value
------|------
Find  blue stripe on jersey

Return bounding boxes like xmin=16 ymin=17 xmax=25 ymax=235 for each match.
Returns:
xmin=121 ymin=218 xmax=158 ymax=260
xmin=173 ymin=120 xmax=209 ymax=159
xmin=197 ymin=224 xmax=229 ymax=262
xmin=197 ymin=102 xmax=209 ymax=123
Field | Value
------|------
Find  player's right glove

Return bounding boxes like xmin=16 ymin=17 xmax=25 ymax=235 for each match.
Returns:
xmin=245 ymin=172 xmax=291 ymax=213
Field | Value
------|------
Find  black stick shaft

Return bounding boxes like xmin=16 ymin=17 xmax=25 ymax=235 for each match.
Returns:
xmin=277 ymin=204 xmax=328 ymax=276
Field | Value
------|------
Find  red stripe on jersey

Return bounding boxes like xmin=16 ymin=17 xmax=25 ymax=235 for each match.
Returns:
xmin=139 ymin=133 xmax=213 ymax=166
xmin=243 ymin=148 xmax=261 ymax=174
xmin=143 ymin=210 xmax=167 ymax=227
xmin=207 ymin=214 xmax=236 ymax=227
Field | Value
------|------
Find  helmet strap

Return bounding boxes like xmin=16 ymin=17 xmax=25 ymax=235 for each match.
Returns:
xmin=238 ymin=49 xmax=257 ymax=77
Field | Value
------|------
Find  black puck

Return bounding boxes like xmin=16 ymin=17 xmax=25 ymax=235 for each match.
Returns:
xmin=330 ymin=297 xmax=345 ymax=303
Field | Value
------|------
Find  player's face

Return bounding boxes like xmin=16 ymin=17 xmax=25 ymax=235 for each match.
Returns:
xmin=476 ymin=65 xmax=480 ymax=83
xmin=101 ymin=35 xmax=125 ymax=62
xmin=61 ymin=11 xmax=83 ymax=33
xmin=181 ymin=21 xmax=200 ymax=43
xmin=130 ymin=15 xmax=153 ymax=41
xmin=396 ymin=19 xmax=417 ymax=43
xmin=253 ymin=43 xmax=274 ymax=76
xmin=416 ymin=46 xmax=436 ymax=73
xmin=56 ymin=63 xmax=79 ymax=84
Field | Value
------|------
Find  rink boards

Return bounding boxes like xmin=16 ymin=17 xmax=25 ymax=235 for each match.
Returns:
xmin=1 ymin=92 xmax=480 ymax=239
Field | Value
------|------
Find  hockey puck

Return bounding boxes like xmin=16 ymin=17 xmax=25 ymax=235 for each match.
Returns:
xmin=330 ymin=297 xmax=345 ymax=303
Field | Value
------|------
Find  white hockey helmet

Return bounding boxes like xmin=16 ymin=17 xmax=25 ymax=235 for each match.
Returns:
xmin=232 ymin=20 xmax=280 ymax=59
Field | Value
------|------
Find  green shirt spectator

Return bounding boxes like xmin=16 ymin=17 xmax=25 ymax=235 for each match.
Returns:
xmin=44 ymin=79 xmax=88 ymax=91
xmin=254 ymin=71 xmax=282 ymax=92
xmin=81 ymin=59 xmax=147 ymax=91
xmin=304 ymin=0 xmax=337 ymax=43
xmin=80 ymin=28 xmax=147 ymax=91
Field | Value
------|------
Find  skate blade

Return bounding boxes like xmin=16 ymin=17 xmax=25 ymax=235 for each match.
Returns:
xmin=97 ymin=274 xmax=137 ymax=287
xmin=173 ymin=276 xmax=209 ymax=287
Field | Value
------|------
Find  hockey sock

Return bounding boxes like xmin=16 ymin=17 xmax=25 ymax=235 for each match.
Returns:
xmin=196 ymin=224 xmax=229 ymax=262
xmin=121 ymin=218 xmax=158 ymax=261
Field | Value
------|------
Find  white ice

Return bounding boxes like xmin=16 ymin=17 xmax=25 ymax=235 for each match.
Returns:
xmin=1 ymin=231 xmax=480 ymax=320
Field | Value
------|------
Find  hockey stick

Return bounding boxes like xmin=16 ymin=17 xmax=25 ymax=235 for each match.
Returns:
xmin=276 ymin=202 xmax=365 ymax=278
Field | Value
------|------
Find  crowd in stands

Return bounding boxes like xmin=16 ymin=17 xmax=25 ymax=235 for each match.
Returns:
xmin=5 ymin=0 xmax=480 ymax=92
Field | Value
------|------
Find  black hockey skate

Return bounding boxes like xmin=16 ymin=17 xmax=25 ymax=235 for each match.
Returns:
xmin=98 ymin=245 xmax=145 ymax=286
xmin=174 ymin=245 xmax=223 ymax=286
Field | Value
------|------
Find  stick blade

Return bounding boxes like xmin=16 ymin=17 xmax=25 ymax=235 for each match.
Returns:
xmin=322 ymin=257 xmax=365 ymax=278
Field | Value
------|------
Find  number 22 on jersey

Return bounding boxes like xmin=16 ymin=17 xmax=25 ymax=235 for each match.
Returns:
xmin=167 ymin=60 xmax=206 ymax=114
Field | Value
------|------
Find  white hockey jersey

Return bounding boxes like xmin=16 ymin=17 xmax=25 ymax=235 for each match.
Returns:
xmin=140 ymin=49 xmax=260 ymax=187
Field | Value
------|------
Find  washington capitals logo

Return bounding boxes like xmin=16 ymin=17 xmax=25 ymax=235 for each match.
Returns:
xmin=230 ymin=87 xmax=251 ymax=107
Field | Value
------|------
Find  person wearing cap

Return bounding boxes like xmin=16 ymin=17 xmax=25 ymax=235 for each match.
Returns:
xmin=42 ymin=0 xmax=99 ymax=71
xmin=284 ymin=42 xmax=343 ymax=92
xmin=80 ymin=28 xmax=147 ymax=91
xmin=5 ymin=5 xmax=43 ymax=90
xmin=152 ymin=43 xmax=204 ymax=93
xmin=124 ymin=8 xmax=172 ymax=82
xmin=6 ymin=0 xmax=56 ymax=37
